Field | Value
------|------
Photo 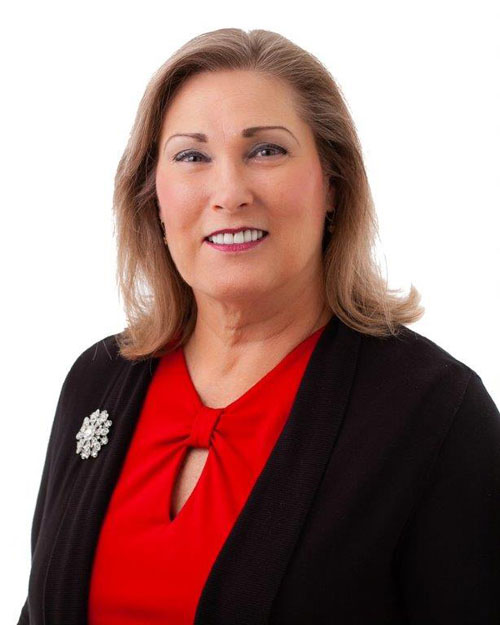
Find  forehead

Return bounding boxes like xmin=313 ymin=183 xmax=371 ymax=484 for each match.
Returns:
xmin=160 ymin=70 xmax=302 ymax=136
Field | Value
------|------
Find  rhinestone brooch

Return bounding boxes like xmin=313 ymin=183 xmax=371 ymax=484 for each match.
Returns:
xmin=76 ymin=409 xmax=112 ymax=459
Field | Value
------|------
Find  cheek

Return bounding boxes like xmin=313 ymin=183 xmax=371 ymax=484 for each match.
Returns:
xmin=276 ymin=167 xmax=327 ymax=229
xmin=298 ymin=163 xmax=326 ymax=203
xmin=156 ymin=178 xmax=197 ymax=231
xmin=271 ymin=174 xmax=327 ymax=262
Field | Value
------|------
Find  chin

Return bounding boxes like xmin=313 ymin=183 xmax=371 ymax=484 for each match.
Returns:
xmin=208 ymin=281 xmax=272 ymax=301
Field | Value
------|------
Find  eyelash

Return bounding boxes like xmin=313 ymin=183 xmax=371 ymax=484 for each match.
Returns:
xmin=172 ymin=143 xmax=288 ymax=163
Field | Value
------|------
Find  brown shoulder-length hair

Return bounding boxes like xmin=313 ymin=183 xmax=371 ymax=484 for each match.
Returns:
xmin=113 ymin=27 xmax=424 ymax=361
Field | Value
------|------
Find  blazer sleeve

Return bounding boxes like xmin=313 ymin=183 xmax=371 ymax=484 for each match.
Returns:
xmin=16 ymin=349 xmax=89 ymax=625
xmin=394 ymin=370 xmax=500 ymax=623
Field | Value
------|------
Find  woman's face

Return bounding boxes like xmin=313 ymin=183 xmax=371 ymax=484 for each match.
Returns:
xmin=156 ymin=69 xmax=334 ymax=308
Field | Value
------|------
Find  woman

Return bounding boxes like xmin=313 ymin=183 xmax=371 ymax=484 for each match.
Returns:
xmin=18 ymin=28 xmax=500 ymax=625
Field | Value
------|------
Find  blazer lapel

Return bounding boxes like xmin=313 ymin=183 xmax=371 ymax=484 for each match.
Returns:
xmin=194 ymin=315 xmax=361 ymax=624
xmin=43 ymin=353 xmax=162 ymax=624
xmin=43 ymin=314 xmax=361 ymax=625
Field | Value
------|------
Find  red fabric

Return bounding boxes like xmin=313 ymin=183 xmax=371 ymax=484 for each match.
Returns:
xmin=88 ymin=324 xmax=327 ymax=624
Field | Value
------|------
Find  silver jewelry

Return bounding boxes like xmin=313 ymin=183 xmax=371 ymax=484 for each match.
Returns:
xmin=76 ymin=409 xmax=112 ymax=459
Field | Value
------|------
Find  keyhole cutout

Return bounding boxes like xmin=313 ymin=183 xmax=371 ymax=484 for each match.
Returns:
xmin=170 ymin=446 xmax=210 ymax=521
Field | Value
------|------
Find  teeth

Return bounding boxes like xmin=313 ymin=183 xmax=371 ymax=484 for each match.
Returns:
xmin=207 ymin=229 xmax=266 ymax=244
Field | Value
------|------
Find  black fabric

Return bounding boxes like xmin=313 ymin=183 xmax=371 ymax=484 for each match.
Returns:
xmin=16 ymin=315 xmax=500 ymax=624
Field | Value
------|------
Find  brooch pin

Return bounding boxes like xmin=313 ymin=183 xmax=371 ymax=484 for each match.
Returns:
xmin=76 ymin=409 xmax=112 ymax=459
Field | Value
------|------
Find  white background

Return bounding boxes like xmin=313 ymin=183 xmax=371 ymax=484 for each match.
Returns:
xmin=2 ymin=0 xmax=499 ymax=620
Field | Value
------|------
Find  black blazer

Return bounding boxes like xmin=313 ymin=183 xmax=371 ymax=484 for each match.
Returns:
xmin=17 ymin=315 xmax=500 ymax=624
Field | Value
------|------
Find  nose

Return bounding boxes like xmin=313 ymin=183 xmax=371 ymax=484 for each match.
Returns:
xmin=209 ymin=158 xmax=254 ymax=212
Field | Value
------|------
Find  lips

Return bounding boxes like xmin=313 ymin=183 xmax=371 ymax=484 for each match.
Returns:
xmin=204 ymin=232 xmax=269 ymax=250
xmin=204 ymin=227 xmax=268 ymax=241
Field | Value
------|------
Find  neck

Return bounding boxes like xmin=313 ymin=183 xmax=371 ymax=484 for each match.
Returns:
xmin=184 ymin=297 xmax=331 ymax=381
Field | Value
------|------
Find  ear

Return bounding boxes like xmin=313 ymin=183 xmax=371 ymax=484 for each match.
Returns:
xmin=325 ymin=178 xmax=335 ymax=210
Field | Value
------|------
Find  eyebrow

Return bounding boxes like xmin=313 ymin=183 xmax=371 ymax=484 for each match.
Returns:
xmin=163 ymin=125 xmax=300 ymax=152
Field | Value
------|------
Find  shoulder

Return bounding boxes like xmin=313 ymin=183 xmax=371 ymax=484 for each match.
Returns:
xmin=345 ymin=323 xmax=490 ymax=420
xmin=343 ymin=322 xmax=499 ymax=479
xmin=58 ymin=332 xmax=127 ymax=406
xmin=44 ymin=332 xmax=130 ymax=456
xmin=362 ymin=323 xmax=472 ymax=370
xmin=71 ymin=332 xmax=123 ymax=370
xmin=357 ymin=322 xmax=475 ymax=384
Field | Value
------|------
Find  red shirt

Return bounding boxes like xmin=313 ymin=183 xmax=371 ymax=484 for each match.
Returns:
xmin=88 ymin=324 xmax=327 ymax=624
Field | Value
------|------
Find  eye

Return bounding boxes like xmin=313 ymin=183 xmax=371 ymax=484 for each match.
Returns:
xmin=172 ymin=150 xmax=205 ymax=163
xmin=250 ymin=143 xmax=288 ymax=159
xmin=172 ymin=143 xmax=288 ymax=163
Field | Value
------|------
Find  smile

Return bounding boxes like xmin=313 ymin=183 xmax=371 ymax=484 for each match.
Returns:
xmin=204 ymin=232 xmax=269 ymax=253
